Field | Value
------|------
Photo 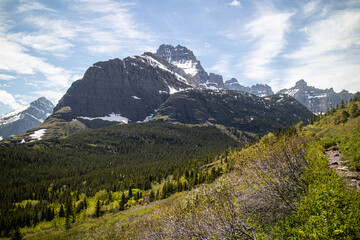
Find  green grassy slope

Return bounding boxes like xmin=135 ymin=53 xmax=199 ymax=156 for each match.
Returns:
xmin=2 ymin=98 xmax=359 ymax=240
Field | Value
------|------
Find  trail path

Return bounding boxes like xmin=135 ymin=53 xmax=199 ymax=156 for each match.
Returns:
xmin=325 ymin=146 xmax=360 ymax=191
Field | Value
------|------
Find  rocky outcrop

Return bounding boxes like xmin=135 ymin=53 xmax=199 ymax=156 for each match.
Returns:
xmin=154 ymin=90 xmax=313 ymax=135
xmin=54 ymin=53 xmax=193 ymax=124
xmin=0 ymin=97 xmax=54 ymax=139
xmin=155 ymin=44 xmax=209 ymax=87
xmin=225 ymin=78 xmax=274 ymax=97
xmin=207 ymin=73 xmax=226 ymax=89
xmin=278 ymin=79 xmax=354 ymax=113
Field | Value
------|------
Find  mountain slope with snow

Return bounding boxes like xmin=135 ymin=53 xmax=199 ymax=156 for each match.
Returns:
xmin=0 ymin=97 xmax=54 ymax=140
xmin=277 ymin=79 xmax=353 ymax=113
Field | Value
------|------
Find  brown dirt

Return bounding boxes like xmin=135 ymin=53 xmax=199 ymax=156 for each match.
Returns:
xmin=325 ymin=146 xmax=360 ymax=191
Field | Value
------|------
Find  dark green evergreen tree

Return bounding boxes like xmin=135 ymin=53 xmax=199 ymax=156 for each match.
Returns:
xmin=119 ymin=193 xmax=126 ymax=211
xmin=95 ymin=200 xmax=101 ymax=218
xmin=149 ymin=190 xmax=155 ymax=202
xmin=59 ymin=205 xmax=65 ymax=218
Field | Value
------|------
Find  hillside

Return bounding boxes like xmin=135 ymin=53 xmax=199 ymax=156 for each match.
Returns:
xmin=154 ymin=89 xmax=313 ymax=135
xmin=0 ymin=121 xmax=242 ymax=238
xmin=9 ymin=94 xmax=359 ymax=240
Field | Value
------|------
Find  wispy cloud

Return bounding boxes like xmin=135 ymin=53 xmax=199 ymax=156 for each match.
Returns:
xmin=0 ymin=74 xmax=15 ymax=80
xmin=302 ymin=1 xmax=320 ymax=15
xmin=239 ymin=10 xmax=293 ymax=80
xmin=71 ymin=0 xmax=156 ymax=55
xmin=209 ymin=54 xmax=235 ymax=78
xmin=17 ymin=0 xmax=56 ymax=13
xmin=229 ymin=0 xmax=241 ymax=7
xmin=0 ymin=36 xmax=74 ymax=88
xmin=284 ymin=9 xmax=360 ymax=92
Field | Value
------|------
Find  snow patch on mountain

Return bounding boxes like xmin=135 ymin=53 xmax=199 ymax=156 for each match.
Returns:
xmin=141 ymin=55 xmax=189 ymax=84
xmin=78 ymin=113 xmax=129 ymax=123
xmin=30 ymin=129 xmax=46 ymax=140
xmin=0 ymin=105 xmax=29 ymax=125
xmin=172 ymin=60 xmax=198 ymax=76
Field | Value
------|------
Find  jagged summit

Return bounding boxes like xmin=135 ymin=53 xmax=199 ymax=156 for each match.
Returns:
xmin=155 ymin=44 xmax=209 ymax=87
xmin=54 ymin=52 xmax=194 ymax=125
xmin=278 ymin=80 xmax=353 ymax=113
xmin=295 ymin=79 xmax=307 ymax=87
xmin=224 ymin=78 xmax=274 ymax=97
xmin=0 ymin=97 xmax=54 ymax=140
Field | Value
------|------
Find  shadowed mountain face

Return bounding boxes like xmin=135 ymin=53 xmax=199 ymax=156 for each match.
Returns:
xmin=278 ymin=79 xmax=354 ymax=113
xmin=154 ymin=89 xmax=313 ymax=135
xmin=54 ymin=53 xmax=193 ymax=123
xmin=0 ymin=97 xmax=53 ymax=140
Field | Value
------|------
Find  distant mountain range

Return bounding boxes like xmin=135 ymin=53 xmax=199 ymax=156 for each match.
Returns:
xmin=278 ymin=79 xmax=353 ymax=113
xmin=0 ymin=97 xmax=53 ymax=140
xmin=1 ymin=44 xmax=355 ymax=142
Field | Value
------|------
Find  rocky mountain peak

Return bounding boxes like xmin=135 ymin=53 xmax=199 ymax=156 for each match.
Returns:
xmin=295 ymin=79 xmax=307 ymax=87
xmin=156 ymin=44 xmax=197 ymax=63
xmin=278 ymin=80 xmax=353 ymax=113
xmin=0 ymin=97 xmax=54 ymax=140
xmin=155 ymin=44 xmax=208 ymax=87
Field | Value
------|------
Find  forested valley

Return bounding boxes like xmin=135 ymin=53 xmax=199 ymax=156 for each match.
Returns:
xmin=1 ymin=96 xmax=360 ymax=239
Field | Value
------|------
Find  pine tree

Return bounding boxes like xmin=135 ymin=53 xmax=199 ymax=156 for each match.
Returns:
xmin=340 ymin=99 xmax=345 ymax=108
xmin=65 ymin=215 xmax=71 ymax=230
xmin=128 ymin=186 xmax=133 ymax=199
xmin=149 ymin=190 xmax=155 ymax=202
xmin=351 ymin=103 xmax=359 ymax=118
xmin=59 ymin=205 xmax=65 ymax=218
xmin=84 ymin=197 xmax=87 ymax=209
xmin=10 ymin=227 xmax=22 ymax=240
xmin=95 ymin=200 xmax=101 ymax=218
xmin=119 ymin=193 xmax=126 ymax=211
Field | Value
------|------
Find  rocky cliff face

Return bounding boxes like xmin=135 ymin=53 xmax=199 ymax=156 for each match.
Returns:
xmin=278 ymin=79 xmax=354 ymax=113
xmin=54 ymin=53 xmax=193 ymax=124
xmin=0 ymin=97 xmax=54 ymax=140
xmin=225 ymin=78 xmax=274 ymax=97
xmin=155 ymin=44 xmax=209 ymax=87
xmin=154 ymin=90 xmax=313 ymax=135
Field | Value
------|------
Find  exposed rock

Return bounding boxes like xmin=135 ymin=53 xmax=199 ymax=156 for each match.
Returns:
xmin=154 ymin=90 xmax=313 ymax=135
xmin=278 ymin=79 xmax=354 ymax=113
xmin=225 ymin=78 xmax=274 ymax=97
xmin=54 ymin=53 xmax=193 ymax=124
xmin=0 ymin=97 xmax=54 ymax=139
xmin=155 ymin=44 xmax=209 ymax=87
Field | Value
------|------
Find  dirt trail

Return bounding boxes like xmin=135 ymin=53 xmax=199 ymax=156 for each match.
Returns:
xmin=325 ymin=146 xmax=360 ymax=191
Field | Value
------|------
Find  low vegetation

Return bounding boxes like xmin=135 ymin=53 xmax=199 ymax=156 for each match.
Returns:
xmin=1 ymin=95 xmax=360 ymax=239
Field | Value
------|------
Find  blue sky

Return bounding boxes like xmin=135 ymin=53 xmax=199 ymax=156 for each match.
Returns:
xmin=0 ymin=0 xmax=359 ymax=115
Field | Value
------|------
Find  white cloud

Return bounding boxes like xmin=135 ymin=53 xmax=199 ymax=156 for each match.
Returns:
xmin=284 ymin=10 xmax=360 ymax=92
xmin=71 ymin=0 xmax=156 ymax=55
xmin=229 ymin=0 xmax=241 ymax=7
xmin=34 ymin=90 xmax=65 ymax=106
xmin=0 ymin=89 xmax=23 ymax=110
xmin=302 ymin=1 xmax=320 ymax=14
xmin=0 ymin=36 xmax=75 ymax=88
xmin=239 ymin=11 xmax=293 ymax=80
xmin=209 ymin=55 xmax=235 ymax=78
xmin=0 ymin=74 xmax=15 ymax=80
xmin=17 ymin=0 xmax=56 ymax=13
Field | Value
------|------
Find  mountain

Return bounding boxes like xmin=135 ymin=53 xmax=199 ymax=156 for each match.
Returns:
xmin=277 ymin=79 xmax=354 ymax=113
xmin=225 ymin=78 xmax=274 ymax=97
xmin=54 ymin=52 xmax=193 ymax=125
xmin=154 ymin=89 xmax=313 ymax=135
xmin=155 ymin=44 xmax=209 ymax=88
xmin=0 ymin=97 xmax=54 ymax=140
xmin=8 ymin=45 xmax=310 ymax=142
xmin=155 ymin=44 xmax=227 ymax=90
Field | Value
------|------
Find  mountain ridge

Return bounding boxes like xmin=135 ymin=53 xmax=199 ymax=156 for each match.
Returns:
xmin=0 ymin=97 xmax=54 ymax=140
